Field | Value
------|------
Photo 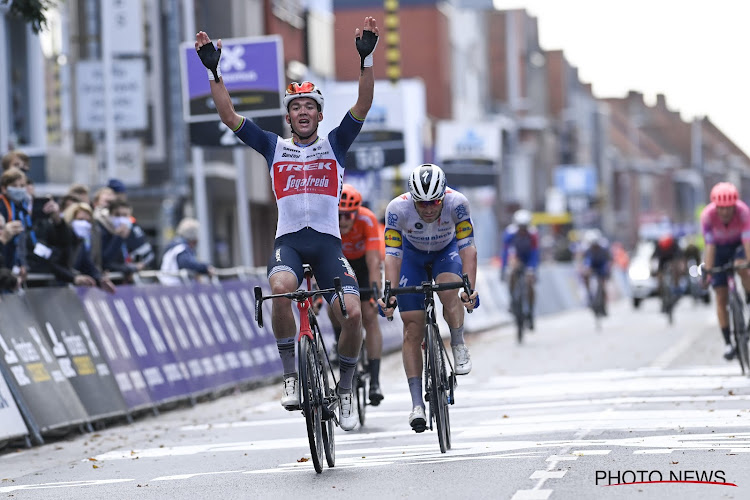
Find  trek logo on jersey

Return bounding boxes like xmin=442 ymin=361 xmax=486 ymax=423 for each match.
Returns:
xmin=384 ymin=229 xmax=402 ymax=248
xmin=456 ymin=220 xmax=474 ymax=240
xmin=273 ymin=160 xmax=338 ymax=199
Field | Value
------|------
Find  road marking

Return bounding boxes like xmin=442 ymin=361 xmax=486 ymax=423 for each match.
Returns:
xmin=650 ymin=321 xmax=707 ymax=368
xmin=530 ymin=470 xmax=566 ymax=479
xmin=571 ymin=449 xmax=611 ymax=455
xmin=0 ymin=479 xmax=133 ymax=494
xmin=510 ymin=490 xmax=553 ymax=500
xmin=546 ymin=455 xmax=578 ymax=461
xmin=633 ymin=449 xmax=674 ymax=454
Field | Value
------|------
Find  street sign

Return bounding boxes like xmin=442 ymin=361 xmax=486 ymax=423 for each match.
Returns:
xmin=180 ymin=36 xmax=285 ymax=123
xmin=345 ymin=130 xmax=406 ymax=170
xmin=75 ymin=59 xmax=147 ymax=131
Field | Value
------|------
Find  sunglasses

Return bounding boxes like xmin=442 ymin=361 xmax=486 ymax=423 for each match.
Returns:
xmin=416 ymin=199 xmax=443 ymax=208
xmin=286 ymin=81 xmax=316 ymax=94
xmin=339 ymin=211 xmax=356 ymax=221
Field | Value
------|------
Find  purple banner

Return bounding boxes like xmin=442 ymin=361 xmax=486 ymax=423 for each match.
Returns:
xmin=181 ymin=36 xmax=284 ymax=121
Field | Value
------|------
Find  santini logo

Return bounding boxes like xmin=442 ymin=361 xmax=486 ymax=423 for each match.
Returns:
xmin=596 ymin=470 xmax=735 ymax=487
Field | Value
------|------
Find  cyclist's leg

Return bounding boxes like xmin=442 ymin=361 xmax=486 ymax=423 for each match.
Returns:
xmin=433 ymin=242 xmax=472 ymax=375
xmin=267 ymin=237 xmax=305 ymax=408
xmin=713 ymin=243 xmax=736 ymax=359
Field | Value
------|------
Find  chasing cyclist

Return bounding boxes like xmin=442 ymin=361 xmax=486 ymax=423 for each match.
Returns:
xmin=700 ymin=182 xmax=750 ymax=361
xmin=329 ymin=184 xmax=385 ymax=405
xmin=195 ymin=17 xmax=379 ymax=430
xmin=501 ymin=209 xmax=539 ymax=330
xmin=579 ymin=229 xmax=612 ymax=315
xmin=651 ymin=231 xmax=686 ymax=308
xmin=378 ymin=164 xmax=478 ymax=432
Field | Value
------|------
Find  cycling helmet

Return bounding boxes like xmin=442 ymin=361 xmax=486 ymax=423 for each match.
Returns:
xmin=339 ymin=184 xmax=362 ymax=211
xmin=583 ymin=229 xmax=602 ymax=246
xmin=710 ymin=182 xmax=739 ymax=207
xmin=283 ymin=81 xmax=324 ymax=111
xmin=657 ymin=234 xmax=674 ymax=251
xmin=513 ymin=209 xmax=532 ymax=226
xmin=408 ymin=164 xmax=446 ymax=202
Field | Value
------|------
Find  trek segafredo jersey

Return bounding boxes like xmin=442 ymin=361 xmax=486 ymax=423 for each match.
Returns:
xmin=233 ymin=111 xmax=364 ymax=239
xmin=383 ymin=189 xmax=475 ymax=259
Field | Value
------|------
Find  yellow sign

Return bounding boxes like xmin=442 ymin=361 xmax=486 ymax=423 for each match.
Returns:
xmin=456 ymin=220 xmax=473 ymax=239
xmin=532 ymin=212 xmax=572 ymax=225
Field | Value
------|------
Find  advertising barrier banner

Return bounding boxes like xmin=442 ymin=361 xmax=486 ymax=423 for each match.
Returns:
xmin=0 ymin=364 xmax=28 ymax=443
xmin=24 ymin=288 xmax=129 ymax=421
xmin=0 ymin=295 xmax=89 ymax=433
xmin=77 ymin=288 xmax=154 ymax=411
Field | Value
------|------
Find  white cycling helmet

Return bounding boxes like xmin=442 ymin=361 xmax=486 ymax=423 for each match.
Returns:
xmin=583 ymin=229 xmax=602 ymax=245
xmin=513 ymin=209 xmax=532 ymax=226
xmin=283 ymin=81 xmax=324 ymax=112
xmin=408 ymin=164 xmax=446 ymax=202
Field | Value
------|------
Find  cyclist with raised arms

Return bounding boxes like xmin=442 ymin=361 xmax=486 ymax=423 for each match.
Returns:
xmin=195 ymin=17 xmax=379 ymax=431
xmin=501 ymin=209 xmax=539 ymax=330
xmin=329 ymin=184 xmax=385 ymax=405
xmin=378 ymin=164 xmax=478 ymax=432
xmin=700 ymin=182 xmax=750 ymax=361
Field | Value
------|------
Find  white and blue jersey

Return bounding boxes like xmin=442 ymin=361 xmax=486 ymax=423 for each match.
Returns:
xmin=501 ymin=225 xmax=539 ymax=273
xmin=383 ymin=189 xmax=475 ymax=311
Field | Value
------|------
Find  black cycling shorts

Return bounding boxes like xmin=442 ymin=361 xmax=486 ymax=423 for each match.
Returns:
xmin=267 ymin=227 xmax=360 ymax=304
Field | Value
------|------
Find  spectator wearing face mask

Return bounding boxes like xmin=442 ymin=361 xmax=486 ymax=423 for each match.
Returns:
xmin=0 ymin=168 xmax=33 ymax=281
xmin=59 ymin=202 xmax=115 ymax=293
xmin=99 ymin=199 xmax=139 ymax=280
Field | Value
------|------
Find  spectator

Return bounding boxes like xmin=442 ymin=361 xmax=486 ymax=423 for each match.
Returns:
xmin=107 ymin=178 xmax=127 ymax=201
xmin=89 ymin=187 xmax=117 ymax=269
xmin=99 ymin=199 xmax=138 ymax=279
xmin=59 ymin=193 xmax=82 ymax=213
xmin=1 ymin=151 xmax=30 ymax=173
xmin=0 ymin=168 xmax=33 ymax=281
xmin=67 ymin=183 xmax=90 ymax=205
xmin=0 ymin=214 xmax=22 ymax=292
xmin=159 ymin=217 xmax=214 ymax=285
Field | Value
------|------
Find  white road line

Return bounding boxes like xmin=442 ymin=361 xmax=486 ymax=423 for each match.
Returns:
xmin=571 ymin=449 xmax=611 ymax=455
xmin=510 ymin=489 xmax=553 ymax=500
xmin=633 ymin=449 xmax=673 ymax=454
xmin=530 ymin=470 xmax=566 ymax=479
xmin=649 ymin=322 xmax=707 ymax=369
xmin=0 ymin=479 xmax=133 ymax=494
xmin=545 ymin=455 xmax=578 ymax=461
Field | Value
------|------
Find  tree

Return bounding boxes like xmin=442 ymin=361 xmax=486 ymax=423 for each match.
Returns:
xmin=0 ymin=0 xmax=57 ymax=34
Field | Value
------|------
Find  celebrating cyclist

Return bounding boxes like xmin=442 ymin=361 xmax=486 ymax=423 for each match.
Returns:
xmin=378 ymin=164 xmax=478 ymax=433
xmin=501 ymin=209 xmax=539 ymax=330
xmin=700 ymin=182 xmax=750 ymax=361
xmin=195 ymin=16 xmax=379 ymax=431
xmin=329 ymin=184 xmax=385 ymax=405
xmin=579 ymin=229 xmax=612 ymax=315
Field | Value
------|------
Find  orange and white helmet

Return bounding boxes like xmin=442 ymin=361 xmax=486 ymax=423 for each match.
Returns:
xmin=283 ymin=81 xmax=324 ymax=111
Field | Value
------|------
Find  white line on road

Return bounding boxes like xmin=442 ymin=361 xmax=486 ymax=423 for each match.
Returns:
xmin=530 ymin=470 xmax=567 ymax=479
xmin=510 ymin=489 xmax=553 ymax=500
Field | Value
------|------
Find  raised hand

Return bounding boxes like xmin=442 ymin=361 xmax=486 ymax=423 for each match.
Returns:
xmin=355 ymin=16 xmax=379 ymax=70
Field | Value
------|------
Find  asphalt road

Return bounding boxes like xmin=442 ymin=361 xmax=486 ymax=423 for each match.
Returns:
xmin=2 ymin=295 xmax=749 ymax=500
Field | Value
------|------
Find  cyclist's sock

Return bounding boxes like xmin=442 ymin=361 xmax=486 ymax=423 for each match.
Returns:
xmin=338 ymin=354 xmax=358 ymax=392
xmin=408 ymin=377 xmax=424 ymax=408
xmin=368 ymin=358 xmax=381 ymax=387
xmin=276 ymin=337 xmax=296 ymax=376
xmin=449 ymin=325 xmax=465 ymax=347
xmin=722 ymin=327 xmax=731 ymax=345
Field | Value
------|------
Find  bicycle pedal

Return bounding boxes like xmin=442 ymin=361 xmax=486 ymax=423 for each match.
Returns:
xmin=322 ymin=405 xmax=335 ymax=421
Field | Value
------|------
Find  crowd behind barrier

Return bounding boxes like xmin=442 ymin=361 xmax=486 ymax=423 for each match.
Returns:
xmin=0 ymin=262 xmax=628 ymax=449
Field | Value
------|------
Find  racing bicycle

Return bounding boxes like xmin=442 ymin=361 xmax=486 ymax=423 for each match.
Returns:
xmin=382 ymin=264 xmax=473 ymax=453
xmin=254 ymin=264 xmax=347 ymax=473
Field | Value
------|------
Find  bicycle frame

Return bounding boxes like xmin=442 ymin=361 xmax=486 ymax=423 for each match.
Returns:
xmin=706 ymin=261 xmax=750 ymax=376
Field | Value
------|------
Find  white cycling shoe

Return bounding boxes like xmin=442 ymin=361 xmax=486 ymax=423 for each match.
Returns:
xmin=338 ymin=389 xmax=358 ymax=431
xmin=452 ymin=344 xmax=472 ymax=375
xmin=280 ymin=375 xmax=299 ymax=410
xmin=409 ymin=406 xmax=427 ymax=433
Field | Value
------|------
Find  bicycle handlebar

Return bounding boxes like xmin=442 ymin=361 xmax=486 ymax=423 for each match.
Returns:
xmin=382 ymin=273 xmax=474 ymax=322
xmin=701 ymin=261 xmax=750 ymax=275
xmin=253 ymin=276 xmax=347 ymax=328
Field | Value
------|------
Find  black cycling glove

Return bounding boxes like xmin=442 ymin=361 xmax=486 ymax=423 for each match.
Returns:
xmin=355 ymin=30 xmax=379 ymax=71
xmin=197 ymin=42 xmax=222 ymax=81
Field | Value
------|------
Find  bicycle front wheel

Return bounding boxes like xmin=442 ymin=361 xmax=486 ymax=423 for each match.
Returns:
xmin=299 ymin=335 xmax=324 ymax=472
xmin=730 ymin=294 xmax=748 ymax=375
xmin=427 ymin=323 xmax=450 ymax=453
xmin=511 ymin=276 xmax=525 ymax=343
xmin=309 ymin=311 xmax=336 ymax=468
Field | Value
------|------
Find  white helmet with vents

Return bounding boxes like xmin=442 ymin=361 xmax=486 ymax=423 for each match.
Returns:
xmin=513 ymin=209 xmax=532 ymax=226
xmin=408 ymin=164 xmax=447 ymax=202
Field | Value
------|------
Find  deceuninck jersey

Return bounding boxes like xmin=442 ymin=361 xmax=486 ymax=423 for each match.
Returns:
xmin=233 ymin=111 xmax=364 ymax=239
xmin=383 ymin=188 xmax=475 ymax=258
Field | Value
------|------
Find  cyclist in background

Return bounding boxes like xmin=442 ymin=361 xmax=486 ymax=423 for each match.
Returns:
xmin=501 ymin=209 xmax=539 ymax=330
xmin=700 ymin=182 xmax=750 ymax=361
xmin=579 ymin=229 xmax=612 ymax=315
xmin=195 ymin=17 xmax=379 ymax=431
xmin=378 ymin=163 xmax=478 ymax=433
xmin=651 ymin=231 xmax=686 ymax=307
xmin=329 ymin=184 xmax=385 ymax=405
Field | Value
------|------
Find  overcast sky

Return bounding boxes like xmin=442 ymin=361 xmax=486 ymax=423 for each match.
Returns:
xmin=493 ymin=0 xmax=750 ymax=156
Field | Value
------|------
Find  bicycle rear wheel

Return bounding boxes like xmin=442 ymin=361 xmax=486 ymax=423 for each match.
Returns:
xmin=299 ymin=335 xmax=324 ymax=472
xmin=427 ymin=323 xmax=450 ymax=453
xmin=356 ymin=340 xmax=368 ymax=426
xmin=511 ymin=274 xmax=525 ymax=343
xmin=730 ymin=294 xmax=748 ymax=375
